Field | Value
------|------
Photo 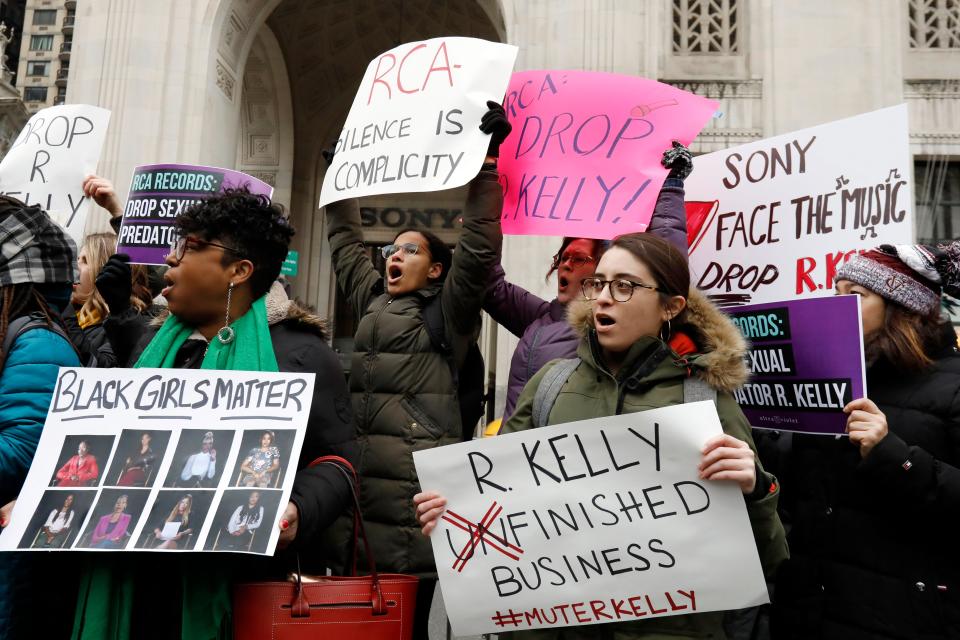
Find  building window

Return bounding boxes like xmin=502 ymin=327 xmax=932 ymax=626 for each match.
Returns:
xmin=909 ymin=0 xmax=960 ymax=49
xmin=26 ymin=61 xmax=48 ymax=76
xmin=915 ymin=160 xmax=960 ymax=243
xmin=29 ymin=35 xmax=53 ymax=51
xmin=672 ymin=0 xmax=739 ymax=54
xmin=32 ymin=9 xmax=57 ymax=26
xmin=24 ymin=87 xmax=48 ymax=102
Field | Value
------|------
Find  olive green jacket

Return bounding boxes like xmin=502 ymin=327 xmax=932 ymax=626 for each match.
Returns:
xmin=499 ymin=290 xmax=788 ymax=639
xmin=326 ymin=169 xmax=502 ymax=576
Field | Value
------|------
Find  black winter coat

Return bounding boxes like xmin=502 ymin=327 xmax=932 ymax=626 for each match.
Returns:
xmin=764 ymin=324 xmax=960 ymax=640
xmin=103 ymin=286 xmax=357 ymax=559
xmin=60 ymin=304 xmax=118 ymax=367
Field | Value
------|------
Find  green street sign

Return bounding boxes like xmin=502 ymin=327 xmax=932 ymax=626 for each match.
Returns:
xmin=281 ymin=250 xmax=298 ymax=276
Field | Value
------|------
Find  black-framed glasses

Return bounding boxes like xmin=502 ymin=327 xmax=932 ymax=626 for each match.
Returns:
xmin=580 ymin=277 xmax=661 ymax=302
xmin=168 ymin=236 xmax=242 ymax=262
xmin=380 ymin=243 xmax=422 ymax=259
xmin=551 ymin=253 xmax=594 ymax=269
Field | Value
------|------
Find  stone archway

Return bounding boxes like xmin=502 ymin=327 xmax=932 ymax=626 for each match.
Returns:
xmin=219 ymin=0 xmax=505 ymax=311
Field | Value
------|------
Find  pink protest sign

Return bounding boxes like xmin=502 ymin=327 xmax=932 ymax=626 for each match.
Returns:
xmin=499 ymin=71 xmax=718 ymax=239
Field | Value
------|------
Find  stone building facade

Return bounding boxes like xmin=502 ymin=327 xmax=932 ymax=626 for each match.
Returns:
xmin=66 ymin=0 xmax=960 ymax=417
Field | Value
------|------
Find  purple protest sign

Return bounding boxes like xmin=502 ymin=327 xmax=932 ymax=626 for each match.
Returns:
xmin=116 ymin=164 xmax=274 ymax=265
xmin=729 ymin=295 xmax=866 ymax=435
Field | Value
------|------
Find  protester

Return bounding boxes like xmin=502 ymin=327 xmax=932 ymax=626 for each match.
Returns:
xmin=485 ymin=142 xmax=694 ymax=420
xmin=766 ymin=241 xmax=960 ymax=640
xmin=71 ymin=189 xmax=357 ymax=639
xmin=61 ymin=230 xmax=152 ymax=367
xmin=0 ymin=196 xmax=81 ymax=640
xmin=324 ymin=101 xmax=510 ymax=636
xmin=416 ymin=232 xmax=788 ymax=638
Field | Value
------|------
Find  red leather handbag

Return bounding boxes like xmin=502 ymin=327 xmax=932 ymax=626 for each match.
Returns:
xmin=232 ymin=456 xmax=419 ymax=640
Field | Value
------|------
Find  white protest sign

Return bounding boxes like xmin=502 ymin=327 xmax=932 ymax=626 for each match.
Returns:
xmin=685 ymin=104 xmax=914 ymax=306
xmin=0 ymin=104 xmax=111 ymax=244
xmin=413 ymin=402 xmax=768 ymax=636
xmin=0 ymin=368 xmax=313 ymax=555
xmin=318 ymin=37 xmax=518 ymax=207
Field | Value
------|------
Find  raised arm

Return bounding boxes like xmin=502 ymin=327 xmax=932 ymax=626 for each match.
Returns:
xmin=645 ymin=142 xmax=693 ymax=254
xmin=325 ymin=197 xmax=382 ymax=317
xmin=483 ymin=263 xmax=551 ymax=339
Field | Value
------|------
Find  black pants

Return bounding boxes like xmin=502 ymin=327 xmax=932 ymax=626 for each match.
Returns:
xmin=413 ymin=578 xmax=437 ymax=639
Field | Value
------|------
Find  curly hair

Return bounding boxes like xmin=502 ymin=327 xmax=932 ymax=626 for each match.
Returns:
xmin=174 ymin=188 xmax=294 ymax=300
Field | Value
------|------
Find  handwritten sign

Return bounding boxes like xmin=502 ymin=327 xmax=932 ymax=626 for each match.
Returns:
xmin=0 ymin=104 xmax=111 ymax=243
xmin=0 ymin=368 xmax=313 ymax=555
xmin=497 ymin=71 xmax=717 ymax=239
xmin=318 ymin=37 xmax=517 ymax=207
xmin=731 ymin=296 xmax=866 ymax=434
xmin=413 ymin=403 xmax=768 ymax=636
xmin=116 ymin=164 xmax=274 ymax=265
xmin=685 ymin=104 xmax=914 ymax=306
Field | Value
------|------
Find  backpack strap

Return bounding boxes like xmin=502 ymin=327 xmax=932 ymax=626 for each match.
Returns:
xmin=422 ymin=295 xmax=451 ymax=355
xmin=683 ymin=375 xmax=717 ymax=405
xmin=532 ymin=358 xmax=580 ymax=429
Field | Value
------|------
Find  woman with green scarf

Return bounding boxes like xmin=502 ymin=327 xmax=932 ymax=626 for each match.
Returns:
xmin=71 ymin=189 xmax=357 ymax=640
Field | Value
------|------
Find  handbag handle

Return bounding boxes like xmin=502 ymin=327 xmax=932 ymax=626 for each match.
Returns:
xmin=289 ymin=455 xmax=386 ymax=617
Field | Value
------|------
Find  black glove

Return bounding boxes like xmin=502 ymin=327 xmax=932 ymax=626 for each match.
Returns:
xmin=321 ymin=144 xmax=336 ymax=167
xmin=661 ymin=140 xmax=693 ymax=181
xmin=96 ymin=253 xmax=133 ymax=315
xmin=479 ymin=100 xmax=512 ymax=158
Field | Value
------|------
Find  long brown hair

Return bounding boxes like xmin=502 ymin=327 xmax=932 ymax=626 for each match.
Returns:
xmin=609 ymin=233 xmax=691 ymax=332
xmin=865 ymin=303 xmax=947 ymax=372
xmin=166 ymin=494 xmax=192 ymax=526
xmin=76 ymin=233 xmax=152 ymax=318
xmin=0 ymin=284 xmax=57 ymax=361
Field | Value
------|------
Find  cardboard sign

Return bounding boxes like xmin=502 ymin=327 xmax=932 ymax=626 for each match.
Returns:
xmin=498 ymin=71 xmax=717 ymax=239
xmin=731 ymin=295 xmax=866 ymax=434
xmin=318 ymin=37 xmax=518 ymax=207
xmin=413 ymin=403 xmax=768 ymax=636
xmin=0 ymin=368 xmax=313 ymax=555
xmin=685 ymin=104 xmax=914 ymax=307
xmin=116 ymin=164 xmax=274 ymax=265
xmin=0 ymin=104 xmax=111 ymax=243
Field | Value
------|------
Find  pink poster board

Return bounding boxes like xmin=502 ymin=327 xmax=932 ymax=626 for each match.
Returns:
xmin=498 ymin=71 xmax=718 ymax=239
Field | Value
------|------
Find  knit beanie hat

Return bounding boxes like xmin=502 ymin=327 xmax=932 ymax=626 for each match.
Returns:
xmin=0 ymin=195 xmax=77 ymax=287
xmin=835 ymin=240 xmax=960 ymax=315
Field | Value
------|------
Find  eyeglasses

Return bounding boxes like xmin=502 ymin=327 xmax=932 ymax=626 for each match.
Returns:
xmin=580 ymin=277 xmax=661 ymax=302
xmin=168 ymin=236 xmax=242 ymax=262
xmin=380 ymin=243 xmax=423 ymax=259
xmin=552 ymin=253 xmax=595 ymax=269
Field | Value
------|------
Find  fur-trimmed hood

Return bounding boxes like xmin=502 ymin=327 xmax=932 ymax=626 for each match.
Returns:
xmin=566 ymin=287 xmax=749 ymax=392
xmin=151 ymin=281 xmax=328 ymax=339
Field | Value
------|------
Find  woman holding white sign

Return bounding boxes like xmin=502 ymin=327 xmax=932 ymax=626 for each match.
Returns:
xmin=766 ymin=241 xmax=960 ymax=640
xmin=417 ymin=232 xmax=788 ymax=638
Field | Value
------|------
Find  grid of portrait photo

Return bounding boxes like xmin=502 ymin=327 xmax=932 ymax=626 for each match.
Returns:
xmin=17 ymin=427 xmax=298 ymax=554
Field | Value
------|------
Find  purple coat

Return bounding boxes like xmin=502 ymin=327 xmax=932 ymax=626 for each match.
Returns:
xmin=484 ymin=179 xmax=688 ymax=418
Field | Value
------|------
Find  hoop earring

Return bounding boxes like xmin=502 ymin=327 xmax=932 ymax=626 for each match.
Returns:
xmin=216 ymin=282 xmax=236 ymax=345
xmin=659 ymin=318 xmax=672 ymax=343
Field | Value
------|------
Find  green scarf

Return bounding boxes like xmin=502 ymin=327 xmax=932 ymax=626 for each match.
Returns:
xmin=72 ymin=295 xmax=278 ymax=640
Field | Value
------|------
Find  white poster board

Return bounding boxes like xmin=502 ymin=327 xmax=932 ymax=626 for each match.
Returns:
xmin=0 ymin=104 xmax=111 ymax=244
xmin=413 ymin=402 xmax=768 ymax=636
xmin=318 ymin=36 xmax=518 ymax=207
xmin=0 ymin=368 xmax=314 ymax=555
xmin=684 ymin=104 xmax=914 ymax=306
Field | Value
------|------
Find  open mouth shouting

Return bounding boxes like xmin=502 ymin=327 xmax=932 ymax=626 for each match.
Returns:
xmin=595 ymin=311 xmax=617 ymax=333
xmin=387 ymin=263 xmax=403 ymax=287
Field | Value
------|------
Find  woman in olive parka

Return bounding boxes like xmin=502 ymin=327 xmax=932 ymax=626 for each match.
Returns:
xmin=416 ymin=233 xmax=787 ymax=639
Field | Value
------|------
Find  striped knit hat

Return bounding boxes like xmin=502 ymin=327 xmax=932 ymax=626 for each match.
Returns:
xmin=835 ymin=241 xmax=960 ymax=315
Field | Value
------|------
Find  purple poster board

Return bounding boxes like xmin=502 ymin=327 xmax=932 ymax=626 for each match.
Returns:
xmin=729 ymin=295 xmax=866 ymax=435
xmin=116 ymin=164 xmax=274 ymax=265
